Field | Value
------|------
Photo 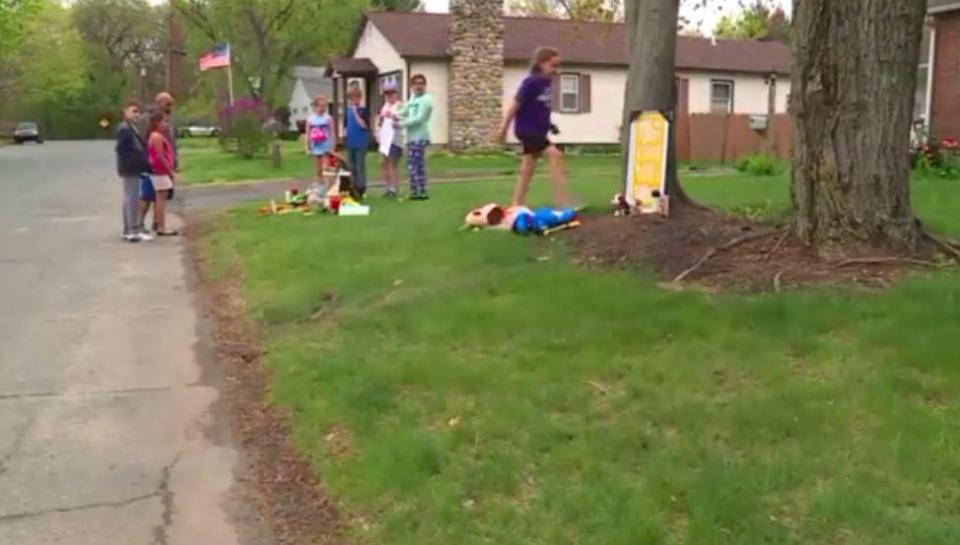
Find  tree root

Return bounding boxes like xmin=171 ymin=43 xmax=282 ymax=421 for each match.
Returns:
xmin=833 ymin=257 xmax=940 ymax=268
xmin=763 ymin=231 xmax=791 ymax=261
xmin=672 ymin=229 xmax=781 ymax=283
xmin=923 ymin=231 xmax=960 ymax=262
xmin=773 ymin=269 xmax=786 ymax=292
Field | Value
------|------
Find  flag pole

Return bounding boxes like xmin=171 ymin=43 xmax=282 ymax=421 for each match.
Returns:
xmin=227 ymin=64 xmax=235 ymax=106
xmin=224 ymin=43 xmax=235 ymax=105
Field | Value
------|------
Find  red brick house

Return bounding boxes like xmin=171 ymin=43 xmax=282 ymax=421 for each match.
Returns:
xmin=924 ymin=1 xmax=960 ymax=139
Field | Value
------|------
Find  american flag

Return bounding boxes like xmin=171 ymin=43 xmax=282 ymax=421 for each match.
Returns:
xmin=198 ymin=44 xmax=230 ymax=71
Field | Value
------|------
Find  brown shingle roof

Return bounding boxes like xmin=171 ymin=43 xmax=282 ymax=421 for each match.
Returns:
xmin=363 ymin=11 xmax=792 ymax=75
xmin=326 ymin=57 xmax=379 ymax=77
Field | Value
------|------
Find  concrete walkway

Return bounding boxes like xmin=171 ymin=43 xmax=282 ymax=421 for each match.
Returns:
xmin=0 ymin=141 xmax=268 ymax=544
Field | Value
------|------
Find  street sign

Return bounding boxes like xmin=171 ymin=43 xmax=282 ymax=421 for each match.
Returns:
xmin=625 ymin=111 xmax=669 ymax=212
xmin=99 ymin=118 xmax=110 ymax=129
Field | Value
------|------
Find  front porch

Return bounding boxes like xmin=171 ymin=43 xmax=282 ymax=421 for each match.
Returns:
xmin=325 ymin=57 xmax=380 ymax=141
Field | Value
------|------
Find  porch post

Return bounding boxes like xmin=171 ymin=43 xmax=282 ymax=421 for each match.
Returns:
xmin=332 ymin=74 xmax=341 ymax=141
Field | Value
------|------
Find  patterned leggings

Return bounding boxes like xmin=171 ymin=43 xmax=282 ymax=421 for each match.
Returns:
xmin=406 ymin=140 xmax=429 ymax=194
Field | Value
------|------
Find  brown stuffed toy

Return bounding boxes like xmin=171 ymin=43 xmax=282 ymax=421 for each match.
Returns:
xmin=464 ymin=203 xmax=505 ymax=229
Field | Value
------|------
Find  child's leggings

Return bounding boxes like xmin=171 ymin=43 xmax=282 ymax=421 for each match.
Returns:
xmin=406 ymin=140 xmax=429 ymax=194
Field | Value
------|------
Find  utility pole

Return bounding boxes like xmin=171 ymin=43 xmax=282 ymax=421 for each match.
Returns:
xmin=165 ymin=6 xmax=172 ymax=92
xmin=140 ymin=66 xmax=147 ymax=104
xmin=165 ymin=5 xmax=187 ymax=94
xmin=766 ymin=71 xmax=777 ymax=156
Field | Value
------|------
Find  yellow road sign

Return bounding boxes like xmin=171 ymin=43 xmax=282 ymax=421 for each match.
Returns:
xmin=625 ymin=111 xmax=669 ymax=211
xmin=99 ymin=118 xmax=110 ymax=129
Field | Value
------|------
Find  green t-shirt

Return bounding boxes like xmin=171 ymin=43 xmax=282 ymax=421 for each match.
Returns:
xmin=399 ymin=93 xmax=434 ymax=143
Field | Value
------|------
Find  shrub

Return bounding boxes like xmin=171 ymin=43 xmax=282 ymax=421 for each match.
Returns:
xmin=735 ymin=154 xmax=783 ymax=176
xmin=278 ymin=129 xmax=301 ymax=141
xmin=910 ymin=127 xmax=960 ymax=179
xmin=218 ymin=97 xmax=271 ymax=159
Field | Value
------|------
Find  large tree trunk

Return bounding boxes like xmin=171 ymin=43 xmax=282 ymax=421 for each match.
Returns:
xmin=791 ymin=0 xmax=926 ymax=255
xmin=622 ymin=0 xmax=686 ymax=202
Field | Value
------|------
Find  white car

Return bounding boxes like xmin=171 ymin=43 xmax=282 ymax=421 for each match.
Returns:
xmin=179 ymin=124 xmax=220 ymax=137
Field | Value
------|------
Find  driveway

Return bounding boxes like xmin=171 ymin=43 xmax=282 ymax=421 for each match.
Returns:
xmin=0 ymin=141 xmax=268 ymax=544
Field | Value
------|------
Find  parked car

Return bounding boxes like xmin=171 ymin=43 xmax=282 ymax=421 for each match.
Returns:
xmin=179 ymin=123 xmax=220 ymax=137
xmin=13 ymin=122 xmax=43 ymax=144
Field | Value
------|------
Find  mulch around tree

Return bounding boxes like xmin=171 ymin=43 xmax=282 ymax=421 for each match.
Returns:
xmin=566 ymin=204 xmax=954 ymax=292
xmin=185 ymin=215 xmax=347 ymax=545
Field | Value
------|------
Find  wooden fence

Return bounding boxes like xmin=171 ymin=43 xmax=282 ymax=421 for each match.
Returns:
xmin=676 ymin=113 xmax=793 ymax=164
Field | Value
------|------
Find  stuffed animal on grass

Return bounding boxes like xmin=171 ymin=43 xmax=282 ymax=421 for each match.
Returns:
xmin=611 ymin=193 xmax=630 ymax=216
xmin=512 ymin=207 xmax=578 ymax=235
xmin=464 ymin=203 xmax=579 ymax=235
xmin=464 ymin=203 xmax=505 ymax=229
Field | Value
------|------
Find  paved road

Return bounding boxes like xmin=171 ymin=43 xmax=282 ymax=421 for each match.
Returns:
xmin=0 ymin=141 xmax=266 ymax=544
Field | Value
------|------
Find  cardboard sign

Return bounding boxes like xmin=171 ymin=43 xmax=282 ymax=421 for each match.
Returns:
xmin=625 ymin=111 xmax=669 ymax=212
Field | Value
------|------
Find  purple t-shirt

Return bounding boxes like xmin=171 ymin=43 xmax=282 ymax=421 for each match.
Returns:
xmin=513 ymin=74 xmax=552 ymax=139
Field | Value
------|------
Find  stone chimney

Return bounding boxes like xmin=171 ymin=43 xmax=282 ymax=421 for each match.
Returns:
xmin=448 ymin=0 xmax=504 ymax=152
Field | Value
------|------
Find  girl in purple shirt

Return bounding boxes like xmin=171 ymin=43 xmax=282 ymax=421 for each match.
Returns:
xmin=495 ymin=46 xmax=573 ymax=207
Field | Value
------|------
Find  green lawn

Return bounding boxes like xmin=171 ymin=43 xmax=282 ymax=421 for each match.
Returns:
xmin=201 ymin=167 xmax=960 ymax=545
xmin=179 ymin=138 xmax=624 ymax=185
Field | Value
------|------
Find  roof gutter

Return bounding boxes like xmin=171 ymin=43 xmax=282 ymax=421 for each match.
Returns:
xmin=929 ymin=2 xmax=960 ymax=14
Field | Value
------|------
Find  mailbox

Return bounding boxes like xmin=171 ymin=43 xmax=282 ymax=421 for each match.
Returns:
xmin=748 ymin=115 xmax=769 ymax=130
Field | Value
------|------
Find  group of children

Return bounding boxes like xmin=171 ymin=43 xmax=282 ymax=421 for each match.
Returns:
xmin=302 ymin=47 xmax=570 ymax=209
xmin=303 ymin=73 xmax=435 ymax=201
xmin=115 ymin=93 xmax=180 ymax=243
xmin=114 ymin=46 xmax=573 ymax=241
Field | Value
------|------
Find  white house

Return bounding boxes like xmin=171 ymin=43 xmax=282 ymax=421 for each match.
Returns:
xmin=327 ymin=12 xmax=793 ymax=146
xmin=288 ymin=66 xmax=334 ymax=130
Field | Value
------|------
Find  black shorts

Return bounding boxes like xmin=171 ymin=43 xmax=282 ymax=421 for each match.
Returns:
xmin=519 ymin=135 xmax=551 ymax=155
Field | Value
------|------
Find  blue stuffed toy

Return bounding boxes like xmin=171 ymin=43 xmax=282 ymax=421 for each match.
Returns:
xmin=512 ymin=207 xmax=577 ymax=235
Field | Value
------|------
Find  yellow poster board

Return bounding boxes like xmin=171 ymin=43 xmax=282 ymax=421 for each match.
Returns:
xmin=625 ymin=111 xmax=669 ymax=212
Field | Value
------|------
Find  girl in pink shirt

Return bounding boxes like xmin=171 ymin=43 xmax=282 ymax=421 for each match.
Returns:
xmin=147 ymin=112 xmax=178 ymax=236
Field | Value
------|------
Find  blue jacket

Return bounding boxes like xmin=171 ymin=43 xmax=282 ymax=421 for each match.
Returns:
xmin=115 ymin=121 xmax=150 ymax=177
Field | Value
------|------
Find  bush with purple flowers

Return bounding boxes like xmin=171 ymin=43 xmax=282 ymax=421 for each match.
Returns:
xmin=218 ymin=97 xmax=271 ymax=159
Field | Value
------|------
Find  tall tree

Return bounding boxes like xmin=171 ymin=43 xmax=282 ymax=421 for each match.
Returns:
xmin=71 ymin=0 xmax=164 ymax=105
xmin=713 ymin=1 xmax=791 ymax=42
xmin=509 ymin=0 xmax=623 ymax=22
xmin=622 ymin=0 xmax=685 ymax=201
xmin=791 ymin=0 xmax=926 ymax=254
xmin=2 ymin=2 xmax=90 ymax=132
xmin=370 ymin=0 xmax=424 ymax=11
xmin=0 ymin=0 xmax=43 ymax=63
xmin=174 ymin=0 xmax=365 ymax=107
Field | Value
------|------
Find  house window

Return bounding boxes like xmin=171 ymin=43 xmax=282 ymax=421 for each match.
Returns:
xmin=560 ymin=74 xmax=580 ymax=113
xmin=710 ymin=80 xmax=734 ymax=114
xmin=916 ymin=64 xmax=928 ymax=121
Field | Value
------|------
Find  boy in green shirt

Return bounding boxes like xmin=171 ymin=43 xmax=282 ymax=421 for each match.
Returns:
xmin=399 ymin=73 xmax=434 ymax=200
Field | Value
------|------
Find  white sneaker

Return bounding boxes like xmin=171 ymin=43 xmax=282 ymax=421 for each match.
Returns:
xmin=123 ymin=233 xmax=141 ymax=243
xmin=137 ymin=231 xmax=155 ymax=242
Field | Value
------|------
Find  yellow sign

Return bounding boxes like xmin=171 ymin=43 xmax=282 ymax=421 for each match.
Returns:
xmin=625 ymin=111 xmax=669 ymax=211
xmin=99 ymin=118 xmax=110 ymax=129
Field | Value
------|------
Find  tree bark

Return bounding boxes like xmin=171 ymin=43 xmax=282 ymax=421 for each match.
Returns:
xmin=622 ymin=0 xmax=686 ymax=202
xmin=791 ymin=0 xmax=926 ymax=255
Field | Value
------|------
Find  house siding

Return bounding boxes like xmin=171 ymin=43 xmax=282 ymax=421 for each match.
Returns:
xmin=409 ymin=60 xmax=451 ymax=145
xmin=355 ymin=21 xmax=406 ymax=77
xmin=500 ymin=64 xmax=791 ymax=144
xmin=681 ymin=70 xmax=790 ymax=115
xmin=501 ymin=64 xmax=626 ymax=144
xmin=351 ymin=18 xmax=793 ymax=146
xmin=930 ymin=11 xmax=960 ymax=140
xmin=288 ymin=80 xmax=311 ymax=130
